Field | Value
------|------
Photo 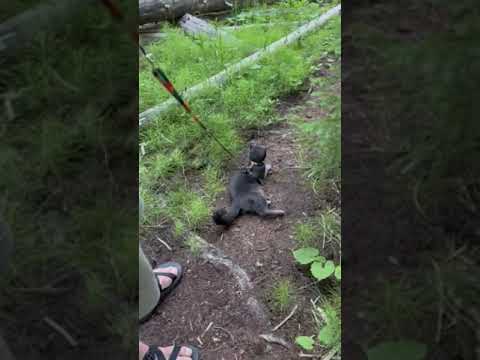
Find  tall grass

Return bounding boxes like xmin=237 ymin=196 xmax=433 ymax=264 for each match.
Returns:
xmin=0 ymin=0 xmax=138 ymax=351
xmin=139 ymin=7 xmax=341 ymax=230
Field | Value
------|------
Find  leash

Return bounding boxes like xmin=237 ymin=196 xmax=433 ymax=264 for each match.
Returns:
xmin=99 ymin=0 xmax=234 ymax=158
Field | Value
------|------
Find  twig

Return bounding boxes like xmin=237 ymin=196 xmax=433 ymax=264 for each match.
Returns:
xmin=322 ymin=347 xmax=339 ymax=360
xmin=143 ymin=220 xmax=168 ymax=228
xmin=298 ymin=281 xmax=318 ymax=291
xmin=156 ymin=236 xmax=173 ymax=251
xmin=299 ymin=353 xmax=322 ymax=358
xmin=299 ymin=347 xmax=338 ymax=359
xmin=259 ymin=334 xmax=290 ymax=349
xmin=214 ymin=326 xmax=234 ymax=342
xmin=43 ymin=316 xmax=78 ymax=347
xmin=256 ymin=246 xmax=269 ymax=251
xmin=272 ymin=304 xmax=298 ymax=332
xmin=49 ymin=66 xmax=79 ymax=93
xmin=201 ymin=321 xmax=214 ymax=338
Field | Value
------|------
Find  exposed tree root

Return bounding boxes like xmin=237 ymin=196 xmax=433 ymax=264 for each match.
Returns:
xmin=189 ymin=232 xmax=271 ymax=325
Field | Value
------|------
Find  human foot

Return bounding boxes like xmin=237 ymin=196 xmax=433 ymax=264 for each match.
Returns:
xmin=152 ymin=262 xmax=183 ymax=293
xmin=139 ymin=341 xmax=199 ymax=360
xmin=154 ymin=266 xmax=178 ymax=290
xmin=140 ymin=262 xmax=184 ymax=323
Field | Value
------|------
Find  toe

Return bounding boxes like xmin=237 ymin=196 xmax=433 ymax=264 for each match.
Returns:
xmin=154 ymin=266 xmax=178 ymax=289
xmin=179 ymin=347 xmax=193 ymax=357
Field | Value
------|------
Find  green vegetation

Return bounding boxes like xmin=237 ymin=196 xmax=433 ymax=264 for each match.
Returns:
xmin=293 ymin=207 xmax=340 ymax=249
xmin=296 ymin=288 xmax=341 ymax=353
xmin=1 ymin=0 xmax=137 ymax=354
xmin=293 ymin=222 xmax=317 ymax=247
xmin=139 ymin=3 xmax=341 ymax=234
xmin=347 ymin=1 xmax=480 ymax=358
xmin=270 ymin=278 xmax=296 ymax=313
xmin=296 ymin=59 xmax=340 ymax=193
xmin=293 ymin=247 xmax=340 ymax=281
xmin=286 ymin=27 xmax=341 ymax=356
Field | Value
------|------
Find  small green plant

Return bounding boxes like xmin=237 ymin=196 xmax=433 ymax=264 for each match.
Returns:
xmin=296 ymin=291 xmax=341 ymax=352
xmin=293 ymin=247 xmax=341 ymax=281
xmin=294 ymin=222 xmax=317 ymax=247
xmin=270 ymin=279 xmax=296 ymax=313
xmin=315 ymin=300 xmax=341 ymax=348
xmin=184 ymin=234 xmax=203 ymax=255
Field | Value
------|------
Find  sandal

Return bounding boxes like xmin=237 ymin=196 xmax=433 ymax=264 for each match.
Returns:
xmin=140 ymin=262 xmax=184 ymax=323
xmin=144 ymin=345 xmax=200 ymax=360
xmin=154 ymin=261 xmax=184 ymax=300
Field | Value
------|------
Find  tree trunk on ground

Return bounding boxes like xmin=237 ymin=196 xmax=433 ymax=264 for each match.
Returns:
xmin=140 ymin=0 xmax=253 ymax=24
xmin=139 ymin=5 xmax=341 ymax=126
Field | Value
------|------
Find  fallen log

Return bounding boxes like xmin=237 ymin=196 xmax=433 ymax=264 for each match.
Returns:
xmin=178 ymin=13 xmax=240 ymax=47
xmin=139 ymin=20 xmax=298 ymax=45
xmin=140 ymin=0 xmax=240 ymax=25
xmin=221 ymin=21 xmax=301 ymax=30
xmin=139 ymin=4 xmax=341 ymax=126
xmin=179 ymin=13 xmax=234 ymax=40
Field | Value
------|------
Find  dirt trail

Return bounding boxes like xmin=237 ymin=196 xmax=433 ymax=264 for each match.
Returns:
xmin=140 ymin=62 xmax=336 ymax=360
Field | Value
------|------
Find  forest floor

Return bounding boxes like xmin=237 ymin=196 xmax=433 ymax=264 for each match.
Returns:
xmin=140 ymin=58 xmax=340 ymax=360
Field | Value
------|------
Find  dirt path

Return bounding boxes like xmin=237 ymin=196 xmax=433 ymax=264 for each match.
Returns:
xmin=140 ymin=61 xmax=337 ymax=360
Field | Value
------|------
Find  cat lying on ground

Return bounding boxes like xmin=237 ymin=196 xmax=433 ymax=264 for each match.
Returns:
xmin=213 ymin=144 xmax=283 ymax=226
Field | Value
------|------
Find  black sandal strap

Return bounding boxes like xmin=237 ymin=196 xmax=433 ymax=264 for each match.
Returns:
xmin=145 ymin=346 xmax=167 ymax=360
xmin=169 ymin=345 xmax=181 ymax=359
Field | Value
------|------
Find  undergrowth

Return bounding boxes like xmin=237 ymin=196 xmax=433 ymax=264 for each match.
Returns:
xmin=269 ymin=278 xmax=296 ymax=314
xmin=139 ymin=5 xmax=341 ymax=233
xmin=296 ymin=287 xmax=341 ymax=353
xmin=296 ymin=59 xmax=341 ymax=194
xmin=346 ymin=1 xmax=480 ymax=359
xmin=288 ymin=29 xmax=341 ymax=356
xmin=0 ymin=0 xmax=137 ymax=355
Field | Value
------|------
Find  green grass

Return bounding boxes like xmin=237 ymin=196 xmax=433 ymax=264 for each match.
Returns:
xmin=165 ymin=189 xmax=211 ymax=232
xmin=139 ymin=5 xmax=341 ymax=233
xmin=294 ymin=207 xmax=341 ymax=252
xmin=346 ymin=2 xmax=480 ymax=356
xmin=139 ymin=0 xmax=340 ymax=111
xmin=270 ymin=278 xmax=296 ymax=313
xmin=294 ymin=222 xmax=318 ymax=247
xmin=1 ymin=0 xmax=137 ymax=352
xmin=295 ymin=61 xmax=341 ymax=193
xmin=314 ymin=288 xmax=341 ymax=351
